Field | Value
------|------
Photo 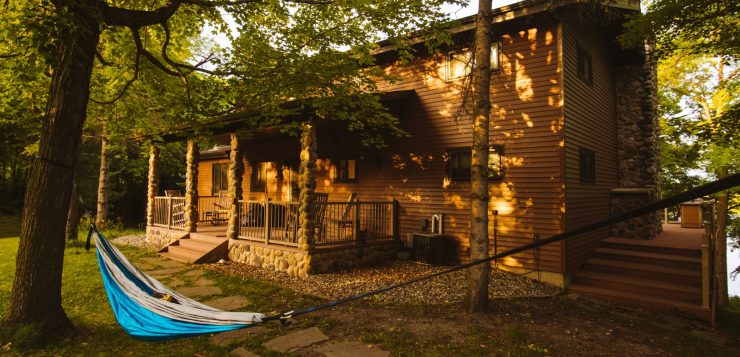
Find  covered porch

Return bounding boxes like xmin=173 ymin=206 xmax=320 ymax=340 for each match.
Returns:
xmin=145 ymin=123 xmax=400 ymax=277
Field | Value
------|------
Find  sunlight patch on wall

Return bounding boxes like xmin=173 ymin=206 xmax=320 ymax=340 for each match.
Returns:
xmin=514 ymin=58 xmax=533 ymax=101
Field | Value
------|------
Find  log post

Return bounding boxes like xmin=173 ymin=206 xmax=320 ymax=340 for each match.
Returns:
xmin=297 ymin=122 xmax=317 ymax=253
xmin=146 ymin=145 xmax=160 ymax=227
xmin=226 ymin=133 xmax=244 ymax=240
xmin=184 ymin=139 xmax=199 ymax=232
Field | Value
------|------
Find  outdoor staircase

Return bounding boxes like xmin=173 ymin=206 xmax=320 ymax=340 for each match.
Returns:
xmin=159 ymin=233 xmax=229 ymax=264
xmin=569 ymin=237 xmax=710 ymax=320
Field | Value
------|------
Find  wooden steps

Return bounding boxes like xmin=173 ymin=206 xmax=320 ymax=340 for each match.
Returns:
xmin=159 ymin=233 xmax=229 ymax=264
xmin=569 ymin=237 xmax=709 ymax=320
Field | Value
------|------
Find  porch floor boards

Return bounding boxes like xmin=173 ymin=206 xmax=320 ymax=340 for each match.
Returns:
xmin=569 ymin=223 xmax=709 ymax=320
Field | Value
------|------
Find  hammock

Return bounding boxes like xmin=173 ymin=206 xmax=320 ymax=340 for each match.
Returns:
xmin=90 ymin=230 xmax=264 ymax=341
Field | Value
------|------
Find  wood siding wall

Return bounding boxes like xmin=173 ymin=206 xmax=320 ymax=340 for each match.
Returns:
xmin=196 ymin=23 xmax=566 ymax=274
xmin=562 ymin=16 xmax=619 ymax=275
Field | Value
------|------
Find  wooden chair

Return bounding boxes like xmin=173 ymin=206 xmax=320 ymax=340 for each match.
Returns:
xmin=325 ymin=193 xmax=357 ymax=239
xmin=205 ymin=190 xmax=229 ymax=225
xmin=287 ymin=192 xmax=329 ymax=242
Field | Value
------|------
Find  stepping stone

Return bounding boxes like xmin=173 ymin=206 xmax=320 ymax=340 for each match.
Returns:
xmin=176 ymin=286 xmax=222 ymax=297
xmin=315 ymin=341 xmax=391 ymax=357
xmin=184 ymin=270 xmax=204 ymax=278
xmin=146 ymin=266 xmax=190 ymax=276
xmin=156 ymin=259 xmax=187 ymax=268
xmin=194 ymin=278 xmax=215 ymax=287
xmin=210 ymin=327 xmax=269 ymax=346
xmin=263 ymin=327 xmax=328 ymax=353
xmin=230 ymin=347 xmax=260 ymax=357
xmin=165 ymin=278 xmax=186 ymax=288
xmin=133 ymin=262 xmax=156 ymax=271
xmin=204 ymin=296 xmax=250 ymax=311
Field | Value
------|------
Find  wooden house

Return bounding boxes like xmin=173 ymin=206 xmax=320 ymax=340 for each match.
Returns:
xmin=144 ymin=0 xmax=713 ymax=319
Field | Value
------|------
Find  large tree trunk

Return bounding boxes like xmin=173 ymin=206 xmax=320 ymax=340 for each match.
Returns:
xmin=65 ymin=179 xmax=80 ymax=241
xmin=715 ymin=166 xmax=730 ymax=308
xmin=95 ymin=133 xmax=110 ymax=229
xmin=466 ymin=0 xmax=493 ymax=313
xmin=7 ymin=7 xmax=100 ymax=333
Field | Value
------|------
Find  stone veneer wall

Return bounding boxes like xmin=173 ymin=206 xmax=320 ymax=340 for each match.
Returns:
xmin=145 ymin=226 xmax=188 ymax=250
xmin=612 ymin=44 xmax=662 ymax=239
xmin=228 ymin=240 xmax=398 ymax=277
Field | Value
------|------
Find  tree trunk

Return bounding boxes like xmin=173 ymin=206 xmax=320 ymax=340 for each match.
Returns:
xmin=226 ymin=134 xmax=244 ymax=240
xmin=466 ymin=0 xmax=493 ymax=313
xmin=95 ymin=133 xmax=110 ymax=229
xmin=7 ymin=7 xmax=100 ymax=333
xmin=65 ymin=179 xmax=80 ymax=241
xmin=184 ymin=139 xmax=199 ymax=232
xmin=714 ymin=166 xmax=729 ymax=308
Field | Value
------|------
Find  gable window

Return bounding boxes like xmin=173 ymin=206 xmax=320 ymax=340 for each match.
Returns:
xmin=446 ymin=42 xmax=502 ymax=81
xmin=446 ymin=148 xmax=471 ymax=182
xmin=579 ymin=147 xmax=596 ymax=183
xmin=333 ymin=158 xmax=357 ymax=183
xmin=251 ymin=162 xmax=269 ymax=191
xmin=488 ymin=145 xmax=505 ymax=180
xmin=576 ymin=45 xmax=593 ymax=84
xmin=212 ymin=163 xmax=228 ymax=195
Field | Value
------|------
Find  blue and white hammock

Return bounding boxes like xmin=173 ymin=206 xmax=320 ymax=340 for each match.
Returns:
xmin=90 ymin=230 xmax=264 ymax=340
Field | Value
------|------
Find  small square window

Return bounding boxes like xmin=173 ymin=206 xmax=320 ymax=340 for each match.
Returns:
xmin=250 ymin=162 xmax=269 ymax=191
xmin=333 ymin=158 xmax=357 ymax=183
xmin=488 ymin=145 xmax=505 ymax=180
xmin=577 ymin=45 xmax=593 ymax=84
xmin=579 ymin=148 xmax=595 ymax=183
xmin=446 ymin=42 xmax=502 ymax=81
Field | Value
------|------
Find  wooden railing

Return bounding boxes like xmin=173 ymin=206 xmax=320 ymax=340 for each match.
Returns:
xmin=236 ymin=199 xmax=397 ymax=247
xmin=152 ymin=196 xmax=186 ymax=230
xmin=198 ymin=195 xmax=229 ymax=224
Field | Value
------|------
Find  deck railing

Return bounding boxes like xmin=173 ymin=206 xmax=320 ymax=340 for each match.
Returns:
xmin=236 ymin=199 xmax=396 ymax=247
xmin=152 ymin=196 xmax=186 ymax=230
xmin=198 ymin=195 xmax=229 ymax=224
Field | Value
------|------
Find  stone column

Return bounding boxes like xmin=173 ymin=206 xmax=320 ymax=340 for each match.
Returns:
xmin=612 ymin=42 xmax=661 ymax=239
xmin=297 ymin=122 xmax=317 ymax=255
xmin=226 ymin=133 xmax=244 ymax=240
xmin=184 ymin=139 xmax=199 ymax=232
xmin=146 ymin=144 xmax=160 ymax=227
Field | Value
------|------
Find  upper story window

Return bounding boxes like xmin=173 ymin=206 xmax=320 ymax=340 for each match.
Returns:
xmin=579 ymin=147 xmax=596 ymax=183
xmin=576 ymin=45 xmax=593 ymax=84
xmin=333 ymin=158 xmax=357 ymax=183
xmin=446 ymin=42 xmax=502 ymax=81
xmin=446 ymin=145 xmax=506 ymax=183
xmin=211 ymin=163 xmax=228 ymax=195
xmin=251 ymin=162 xmax=269 ymax=191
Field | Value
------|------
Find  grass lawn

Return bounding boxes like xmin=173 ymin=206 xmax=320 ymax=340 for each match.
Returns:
xmin=1 ymin=214 xmax=739 ymax=356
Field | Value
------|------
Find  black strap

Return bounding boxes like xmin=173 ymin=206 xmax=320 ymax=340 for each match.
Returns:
xmin=262 ymin=173 xmax=740 ymax=322
xmin=85 ymin=223 xmax=97 ymax=251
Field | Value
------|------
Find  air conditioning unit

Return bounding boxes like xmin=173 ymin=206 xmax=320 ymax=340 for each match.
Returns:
xmin=408 ymin=233 xmax=453 ymax=265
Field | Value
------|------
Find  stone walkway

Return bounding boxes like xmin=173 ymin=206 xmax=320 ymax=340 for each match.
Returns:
xmin=133 ymin=252 xmax=390 ymax=356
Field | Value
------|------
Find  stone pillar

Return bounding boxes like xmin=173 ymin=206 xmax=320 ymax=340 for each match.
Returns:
xmin=297 ymin=123 xmax=317 ymax=257
xmin=226 ymin=133 xmax=244 ymax=240
xmin=612 ymin=42 xmax=661 ymax=239
xmin=146 ymin=145 xmax=160 ymax=227
xmin=184 ymin=139 xmax=199 ymax=232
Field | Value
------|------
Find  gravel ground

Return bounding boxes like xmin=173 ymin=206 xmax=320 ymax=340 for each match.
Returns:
xmin=113 ymin=233 xmax=560 ymax=305
xmin=206 ymin=260 xmax=560 ymax=305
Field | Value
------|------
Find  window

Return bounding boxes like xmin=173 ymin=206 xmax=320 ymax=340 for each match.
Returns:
xmin=251 ymin=162 xmax=269 ymax=191
xmin=579 ymin=147 xmax=596 ymax=183
xmin=211 ymin=163 xmax=228 ymax=195
xmin=446 ymin=42 xmax=502 ymax=81
xmin=488 ymin=145 xmax=505 ymax=180
xmin=333 ymin=158 xmax=357 ymax=183
xmin=446 ymin=148 xmax=471 ymax=182
xmin=576 ymin=45 xmax=593 ymax=84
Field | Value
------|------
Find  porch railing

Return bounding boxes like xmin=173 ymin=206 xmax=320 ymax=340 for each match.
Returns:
xmin=198 ymin=195 xmax=229 ymax=224
xmin=152 ymin=196 xmax=186 ymax=230
xmin=236 ymin=199 xmax=396 ymax=247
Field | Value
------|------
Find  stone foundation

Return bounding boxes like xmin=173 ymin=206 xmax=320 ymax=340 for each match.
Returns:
xmin=228 ymin=239 xmax=398 ymax=277
xmin=146 ymin=226 xmax=188 ymax=250
xmin=610 ymin=188 xmax=662 ymax=239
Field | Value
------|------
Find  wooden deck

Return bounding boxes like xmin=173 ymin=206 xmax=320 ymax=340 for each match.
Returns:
xmin=194 ymin=224 xmax=228 ymax=238
xmin=605 ymin=223 xmax=704 ymax=250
